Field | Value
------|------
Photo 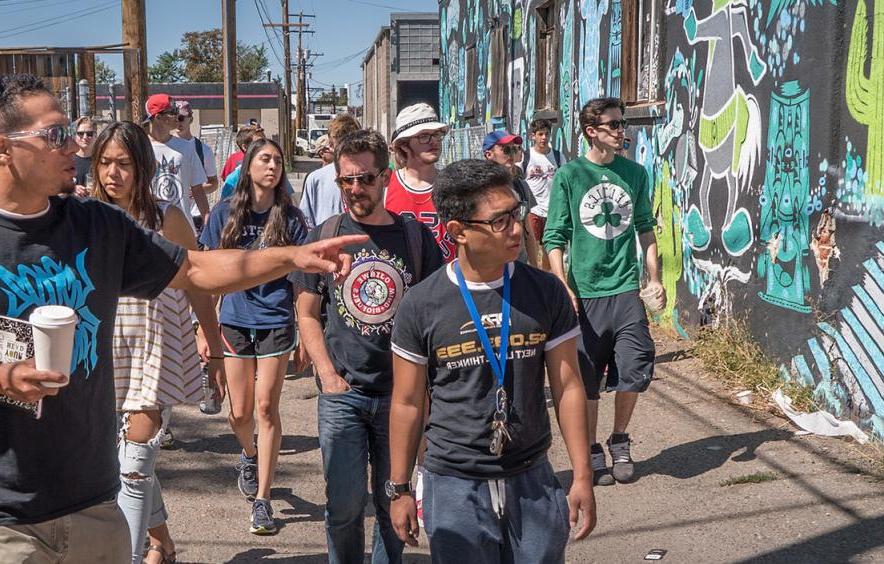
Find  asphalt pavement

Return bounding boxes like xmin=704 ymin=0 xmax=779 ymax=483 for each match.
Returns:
xmin=156 ymin=332 xmax=884 ymax=563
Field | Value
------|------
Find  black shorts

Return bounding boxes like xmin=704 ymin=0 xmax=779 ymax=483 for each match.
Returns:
xmin=576 ymin=291 xmax=655 ymax=400
xmin=220 ymin=324 xmax=296 ymax=359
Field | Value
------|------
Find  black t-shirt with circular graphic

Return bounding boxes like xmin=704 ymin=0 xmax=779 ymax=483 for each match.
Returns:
xmin=292 ymin=213 xmax=444 ymax=394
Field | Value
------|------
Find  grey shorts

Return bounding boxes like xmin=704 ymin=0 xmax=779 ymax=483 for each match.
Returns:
xmin=577 ymin=290 xmax=655 ymax=400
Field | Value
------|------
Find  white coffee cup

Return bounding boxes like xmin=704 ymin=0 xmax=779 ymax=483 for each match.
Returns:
xmin=29 ymin=305 xmax=79 ymax=388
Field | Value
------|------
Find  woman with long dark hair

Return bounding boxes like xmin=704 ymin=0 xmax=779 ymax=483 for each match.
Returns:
xmin=199 ymin=138 xmax=308 ymax=535
xmin=92 ymin=121 xmax=226 ymax=564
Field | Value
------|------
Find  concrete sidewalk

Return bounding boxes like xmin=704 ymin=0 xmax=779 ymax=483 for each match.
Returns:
xmin=157 ymin=334 xmax=884 ymax=563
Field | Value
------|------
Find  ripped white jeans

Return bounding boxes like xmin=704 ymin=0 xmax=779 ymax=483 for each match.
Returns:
xmin=117 ymin=407 xmax=171 ymax=564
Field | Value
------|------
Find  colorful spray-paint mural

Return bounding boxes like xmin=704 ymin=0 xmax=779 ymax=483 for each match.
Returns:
xmin=439 ymin=0 xmax=884 ymax=440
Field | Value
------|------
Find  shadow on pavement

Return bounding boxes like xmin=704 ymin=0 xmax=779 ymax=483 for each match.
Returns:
xmin=738 ymin=514 xmax=884 ymax=563
xmin=226 ymin=549 xmax=431 ymax=563
xmin=174 ymin=433 xmax=319 ymax=456
xmin=635 ymin=428 xmax=794 ymax=480
xmin=272 ymin=486 xmax=325 ymax=523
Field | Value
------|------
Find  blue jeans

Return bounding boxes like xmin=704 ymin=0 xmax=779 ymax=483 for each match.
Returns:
xmin=422 ymin=458 xmax=570 ymax=564
xmin=317 ymin=389 xmax=404 ymax=564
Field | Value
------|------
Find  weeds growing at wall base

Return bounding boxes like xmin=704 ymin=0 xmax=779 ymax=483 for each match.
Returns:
xmin=690 ymin=318 xmax=817 ymax=413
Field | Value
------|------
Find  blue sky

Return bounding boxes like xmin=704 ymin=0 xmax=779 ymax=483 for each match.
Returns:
xmin=0 ymin=0 xmax=438 ymax=97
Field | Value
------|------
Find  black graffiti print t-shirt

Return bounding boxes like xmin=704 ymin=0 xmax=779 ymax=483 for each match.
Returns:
xmin=0 ymin=197 xmax=186 ymax=525
xmin=391 ymin=261 xmax=581 ymax=479
xmin=292 ymin=214 xmax=444 ymax=394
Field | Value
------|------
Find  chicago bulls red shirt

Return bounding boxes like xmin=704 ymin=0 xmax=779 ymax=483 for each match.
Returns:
xmin=384 ymin=170 xmax=457 ymax=262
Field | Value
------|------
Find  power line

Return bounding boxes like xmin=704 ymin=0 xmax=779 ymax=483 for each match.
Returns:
xmin=253 ymin=0 xmax=285 ymax=69
xmin=342 ymin=0 xmax=414 ymax=10
xmin=0 ymin=0 xmax=90 ymax=14
xmin=0 ymin=1 xmax=119 ymax=40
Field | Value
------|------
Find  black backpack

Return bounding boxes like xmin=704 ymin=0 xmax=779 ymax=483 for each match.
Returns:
xmin=318 ymin=213 xmax=426 ymax=282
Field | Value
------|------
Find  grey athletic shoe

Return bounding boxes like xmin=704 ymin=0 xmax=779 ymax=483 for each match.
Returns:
xmin=236 ymin=452 xmax=258 ymax=500
xmin=607 ymin=434 xmax=635 ymax=483
xmin=249 ymin=499 xmax=277 ymax=535
xmin=591 ymin=444 xmax=615 ymax=486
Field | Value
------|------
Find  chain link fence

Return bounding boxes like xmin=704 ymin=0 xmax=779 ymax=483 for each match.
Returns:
xmin=198 ymin=125 xmax=237 ymax=208
xmin=439 ymin=124 xmax=490 ymax=167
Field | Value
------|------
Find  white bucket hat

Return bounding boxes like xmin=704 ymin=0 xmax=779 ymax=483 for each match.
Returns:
xmin=391 ymin=103 xmax=448 ymax=143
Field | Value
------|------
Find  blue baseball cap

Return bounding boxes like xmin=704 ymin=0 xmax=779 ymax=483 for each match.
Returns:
xmin=482 ymin=130 xmax=523 ymax=152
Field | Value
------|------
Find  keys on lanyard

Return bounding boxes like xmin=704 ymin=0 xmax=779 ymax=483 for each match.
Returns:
xmin=490 ymin=387 xmax=512 ymax=457
xmin=454 ymin=261 xmax=513 ymax=458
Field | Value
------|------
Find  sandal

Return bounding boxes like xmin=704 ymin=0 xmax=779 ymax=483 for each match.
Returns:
xmin=145 ymin=544 xmax=177 ymax=564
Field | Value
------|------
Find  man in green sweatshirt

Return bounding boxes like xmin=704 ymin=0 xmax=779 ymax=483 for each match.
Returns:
xmin=544 ymin=97 xmax=665 ymax=486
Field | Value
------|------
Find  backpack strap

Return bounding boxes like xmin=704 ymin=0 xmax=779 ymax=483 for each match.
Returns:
xmin=318 ymin=213 xmax=345 ymax=240
xmin=194 ymin=138 xmax=206 ymax=167
xmin=402 ymin=218 xmax=424 ymax=283
xmin=552 ymin=148 xmax=563 ymax=167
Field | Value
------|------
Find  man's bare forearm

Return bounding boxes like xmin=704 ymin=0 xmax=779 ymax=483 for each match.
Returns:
xmin=548 ymin=248 xmax=568 ymax=285
xmin=175 ymin=247 xmax=297 ymax=294
xmin=640 ymin=231 xmax=661 ymax=284
xmin=191 ymin=185 xmax=210 ymax=217
xmin=295 ymin=303 xmax=337 ymax=378
xmin=548 ymin=342 xmax=592 ymax=481
xmin=390 ymin=356 xmax=428 ymax=484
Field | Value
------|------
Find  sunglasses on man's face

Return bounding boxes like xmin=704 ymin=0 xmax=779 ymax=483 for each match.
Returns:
xmin=336 ymin=171 xmax=383 ymax=187
xmin=177 ymin=114 xmax=191 ymax=122
xmin=501 ymin=143 xmax=523 ymax=157
xmin=76 ymin=130 xmax=96 ymax=138
xmin=3 ymin=124 xmax=72 ymax=150
xmin=415 ymin=131 xmax=446 ymax=144
xmin=595 ymin=119 xmax=629 ymax=131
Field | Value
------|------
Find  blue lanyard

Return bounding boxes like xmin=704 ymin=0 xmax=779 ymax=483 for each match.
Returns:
xmin=454 ymin=261 xmax=511 ymax=388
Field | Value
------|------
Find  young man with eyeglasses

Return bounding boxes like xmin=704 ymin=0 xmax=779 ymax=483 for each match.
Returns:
xmin=388 ymin=159 xmax=596 ymax=562
xmin=298 ymin=113 xmax=361 ymax=229
xmin=0 ymin=73 xmax=366 ymax=563
xmin=72 ymin=116 xmax=95 ymax=196
xmin=386 ymin=103 xmax=456 ymax=262
xmin=483 ymin=130 xmax=540 ymax=266
xmin=544 ymin=97 xmax=665 ymax=486
xmin=143 ymin=93 xmax=209 ymax=232
xmin=172 ymin=100 xmax=218 ymax=231
xmin=294 ymin=130 xmax=443 ymax=563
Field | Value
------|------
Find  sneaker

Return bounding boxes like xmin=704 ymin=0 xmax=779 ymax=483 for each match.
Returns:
xmin=158 ymin=429 xmax=175 ymax=450
xmin=235 ymin=452 xmax=258 ymax=501
xmin=249 ymin=498 xmax=277 ymax=535
xmin=591 ymin=443 xmax=615 ymax=486
xmin=607 ymin=433 xmax=635 ymax=483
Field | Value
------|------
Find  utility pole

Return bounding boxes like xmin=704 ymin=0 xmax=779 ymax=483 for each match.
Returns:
xmin=121 ymin=0 xmax=147 ymax=123
xmin=282 ymin=0 xmax=292 ymax=159
xmin=222 ymin=0 xmax=237 ymax=127
xmin=264 ymin=11 xmax=313 ymax=155
xmin=293 ymin=13 xmax=315 ymax=133
xmin=331 ymin=83 xmax=336 ymax=113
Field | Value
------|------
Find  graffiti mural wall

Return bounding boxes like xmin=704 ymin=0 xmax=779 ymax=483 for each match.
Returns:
xmin=439 ymin=0 xmax=884 ymax=439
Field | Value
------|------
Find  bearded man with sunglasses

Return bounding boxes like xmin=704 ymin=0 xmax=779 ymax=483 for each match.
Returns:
xmin=294 ymin=130 xmax=443 ymax=564
xmin=388 ymin=159 xmax=596 ymax=562
xmin=545 ymin=97 xmax=664 ymax=487
xmin=143 ymin=93 xmax=209 ymax=232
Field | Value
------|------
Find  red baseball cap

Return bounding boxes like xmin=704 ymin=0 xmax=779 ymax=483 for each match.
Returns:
xmin=143 ymin=93 xmax=175 ymax=124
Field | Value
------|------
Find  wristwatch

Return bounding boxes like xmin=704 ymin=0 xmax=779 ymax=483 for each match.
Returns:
xmin=384 ymin=479 xmax=411 ymax=500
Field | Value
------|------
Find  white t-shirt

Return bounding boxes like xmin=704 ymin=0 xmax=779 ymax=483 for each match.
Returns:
xmin=150 ymin=136 xmax=208 ymax=231
xmin=176 ymin=136 xmax=217 ymax=217
xmin=524 ymin=148 xmax=565 ymax=218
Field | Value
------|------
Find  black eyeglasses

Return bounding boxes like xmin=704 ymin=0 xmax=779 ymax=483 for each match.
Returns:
xmin=415 ymin=131 xmax=446 ymax=144
xmin=460 ymin=202 xmax=527 ymax=233
xmin=76 ymin=130 xmax=96 ymax=138
xmin=336 ymin=170 xmax=383 ymax=187
xmin=177 ymin=114 xmax=191 ymax=122
xmin=596 ymin=119 xmax=629 ymax=130
xmin=3 ymin=124 xmax=72 ymax=150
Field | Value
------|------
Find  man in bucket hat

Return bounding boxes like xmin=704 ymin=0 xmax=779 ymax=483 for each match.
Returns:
xmin=385 ymin=103 xmax=455 ymax=262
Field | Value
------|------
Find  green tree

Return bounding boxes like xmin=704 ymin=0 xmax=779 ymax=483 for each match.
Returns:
xmin=95 ymin=59 xmax=117 ymax=84
xmin=176 ymin=29 xmax=270 ymax=82
xmin=148 ymin=50 xmax=185 ymax=83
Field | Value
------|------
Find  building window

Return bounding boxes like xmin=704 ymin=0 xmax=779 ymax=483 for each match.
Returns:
xmin=490 ymin=24 xmax=508 ymax=118
xmin=621 ymin=0 xmax=662 ymax=104
xmin=464 ymin=43 xmax=478 ymax=117
xmin=534 ymin=2 xmax=557 ymax=111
